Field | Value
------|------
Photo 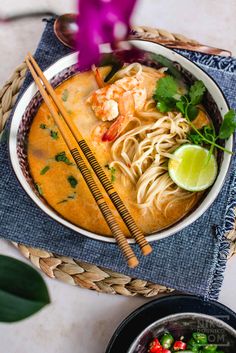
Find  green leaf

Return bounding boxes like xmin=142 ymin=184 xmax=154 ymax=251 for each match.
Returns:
xmin=55 ymin=151 xmax=73 ymax=165
xmin=187 ymin=131 xmax=204 ymax=145
xmin=187 ymin=125 xmax=215 ymax=147
xmin=40 ymin=166 xmax=50 ymax=175
xmin=187 ymin=104 xmax=199 ymax=121
xmin=0 ymin=255 xmax=50 ymax=322
xmin=189 ymin=80 xmax=206 ymax=105
xmin=62 ymin=89 xmax=69 ymax=102
xmin=219 ymin=109 xmax=236 ymax=139
xmin=50 ymin=130 xmax=59 ymax=140
xmin=176 ymin=101 xmax=186 ymax=115
xmin=67 ymin=175 xmax=78 ymax=188
xmin=156 ymin=101 xmax=172 ymax=113
xmin=40 ymin=123 xmax=47 ymax=129
xmin=153 ymin=76 xmax=180 ymax=113
xmin=154 ymin=76 xmax=178 ymax=101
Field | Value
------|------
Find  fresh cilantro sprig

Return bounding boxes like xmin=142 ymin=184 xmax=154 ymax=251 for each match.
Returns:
xmin=154 ymin=75 xmax=235 ymax=154
xmin=186 ymin=112 xmax=234 ymax=154
xmin=187 ymin=126 xmax=215 ymax=146
xmin=154 ymin=76 xmax=206 ymax=119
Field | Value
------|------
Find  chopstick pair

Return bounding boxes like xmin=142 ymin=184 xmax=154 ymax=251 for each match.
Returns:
xmin=25 ymin=53 xmax=152 ymax=268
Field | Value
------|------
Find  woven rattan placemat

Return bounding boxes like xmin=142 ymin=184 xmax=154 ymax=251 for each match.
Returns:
xmin=1 ymin=26 xmax=235 ymax=297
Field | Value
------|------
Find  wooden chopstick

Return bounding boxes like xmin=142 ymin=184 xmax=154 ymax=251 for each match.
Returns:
xmin=25 ymin=56 xmax=139 ymax=269
xmin=27 ymin=53 xmax=153 ymax=257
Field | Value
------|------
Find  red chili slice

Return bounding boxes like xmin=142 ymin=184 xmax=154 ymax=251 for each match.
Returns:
xmin=148 ymin=338 xmax=162 ymax=352
xmin=173 ymin=340 xmax=187 ymax=350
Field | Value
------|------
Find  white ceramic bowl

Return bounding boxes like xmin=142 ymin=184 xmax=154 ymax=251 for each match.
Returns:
xmin=9 ymin=40 xmax=233 ymax=243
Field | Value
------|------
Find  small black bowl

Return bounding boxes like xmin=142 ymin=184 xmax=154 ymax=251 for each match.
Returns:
xmin=128 ymin=312 xmax=236 ymax=353
xmin=106 ymin=295 xmax=236 ymax=353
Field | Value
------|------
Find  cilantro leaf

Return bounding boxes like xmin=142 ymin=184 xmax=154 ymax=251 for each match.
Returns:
xmin=40 ymin=166 xmax=50 ymax=175
xmin=50 ymin=130 xmax=59 ymax=140
xmin=153 ymin=76 xmax=179 ymax=113
xmin=156 ymin=101 xmax=174 ymax=113
xmin=67 ymin=176 xmax=78 ymax=189
xmin=186 ymin=104 xmax=199 ymax=121
xmin=176 ymin=101 xmax=186 ymax=115
xmin=219 ymin=109 xmax=236 ymax=139
xmin=40 ymin=124 xmax=47 ymax=129
xmin=55 ymin=152 xmax=73 ymax=165
xmin=189 ymin=80 xmax=206 ymax=105
xmin=154 ymin=76 xmax=178 ymax=101
xmin=62 ymin=89 xmax=69 ymax=102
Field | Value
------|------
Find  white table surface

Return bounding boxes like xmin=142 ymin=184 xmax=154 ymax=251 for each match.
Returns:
xmin=0 ymin=1 xmax=235 ymax=352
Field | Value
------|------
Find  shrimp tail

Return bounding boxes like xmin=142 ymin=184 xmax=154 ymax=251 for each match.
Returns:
xmin=91 ymin=65 xmax=105 ymax=88
xmin=102 ymin=115 xmax=129 ymax=142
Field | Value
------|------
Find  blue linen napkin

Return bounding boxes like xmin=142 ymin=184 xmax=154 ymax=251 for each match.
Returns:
xmin=0 ymin=18 xmax=236 ymax=299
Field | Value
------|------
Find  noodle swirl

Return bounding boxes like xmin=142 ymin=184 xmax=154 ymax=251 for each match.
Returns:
xmin=109 ymin=64 xmax=196 ymax=215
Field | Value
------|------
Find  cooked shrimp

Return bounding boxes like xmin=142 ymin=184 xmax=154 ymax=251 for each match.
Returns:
xmin=87 ymin=76 xmax=147 ymax=123
xmin=102 ymin=92 xmax=135 ymax=142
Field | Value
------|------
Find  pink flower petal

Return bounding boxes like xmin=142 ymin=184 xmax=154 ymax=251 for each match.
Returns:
xmin=76 ymin=0 xmax=137 ymax=70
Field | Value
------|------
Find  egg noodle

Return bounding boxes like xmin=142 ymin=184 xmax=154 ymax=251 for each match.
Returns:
xmin=109 ymin=63 xmax=198 ymax=215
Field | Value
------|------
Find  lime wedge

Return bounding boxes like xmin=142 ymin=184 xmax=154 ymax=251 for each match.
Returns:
xmin=168 ymin=144 xmax=218 ymax=192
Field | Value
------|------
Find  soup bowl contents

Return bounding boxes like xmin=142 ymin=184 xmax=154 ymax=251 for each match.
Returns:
xmin=10 ymin=41 xmax=233 ymax=242
xmin=27 ymin=64 xmax=206 ymax=236
xmin=128 ymin=313 xmax=236 ymax=353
